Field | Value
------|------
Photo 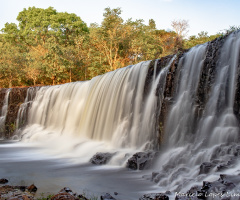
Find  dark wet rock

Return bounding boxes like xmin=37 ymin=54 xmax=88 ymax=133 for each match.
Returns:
xmin=151 ymin=171 xmax=167 ymax=183
xmin=19 ymin=186 xmax=27 ymax=192
xmin=126 ymin=151 xmax=158 ymax=170
xmin=5 ymin=88 xmax=29 ymax=138
xmin=114 ymin=192 xmax=118 ymax=195
xmin=100 ymin=193 xmax=116 ymax=200
xmin=196 ymin=36 xmax=226 ymax=120
xmin=139 ymin=193 xmax=169 ymax=200
xmin=51 ymin=187 xmax=85 ymax=200
xmin=165 ymin=191 xmax=171 ymax=195
xmin=90 ymin=152 xmax=115 ymax=165
xmin=27 ymin=184 xmax=37 ymax=193
xmin=78 ymin=194 xmax=89 ymax=200
xmin=199 ymin=162 xmax=216 ymax=174
xmin=217 ymin=164 xmax=230 ymax=171
xmin=0 ymin=178 xmax=9 ymax=184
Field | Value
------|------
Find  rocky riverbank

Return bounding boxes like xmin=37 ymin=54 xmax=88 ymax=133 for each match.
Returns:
xmin=2 ymin=173 xmax=240 ymax=200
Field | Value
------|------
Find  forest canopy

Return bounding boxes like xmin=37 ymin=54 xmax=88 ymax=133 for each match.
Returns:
xmin=0 ymin=7 xmax=220 ymax=88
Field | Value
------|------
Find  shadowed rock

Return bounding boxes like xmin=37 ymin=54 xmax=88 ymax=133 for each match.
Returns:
xmin=139 ymin=193 xmax=169 ymax=200
xmin=90 ymin=152 xmax=115 ymax=165
xmin=127 ymin=152 xmax=158 ymax=170
xmin=0 ymin=178 xmax=8 ymax=184
xmin=100 ymin=193 xmax=116 ymax=200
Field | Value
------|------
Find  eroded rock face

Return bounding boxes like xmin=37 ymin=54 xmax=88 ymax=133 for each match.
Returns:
xmin=0 ymin=89 xmax=8 ymax=112
xmin=126 ymin=152 xmax=158 ymax=170
xmin=90 ymin=152 xmax=115 ymax=165
xmin=5 ymin=88 xmax=28 ymax=138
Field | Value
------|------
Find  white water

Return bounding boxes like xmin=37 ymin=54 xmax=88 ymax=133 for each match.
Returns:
xmin=0 ymin=89 xmax=11 ymax=138
xmin=16 ymin=87 xmax=39 ymax=130
xmin=154 ymin=31 xmax=240 ymax=193
xmin=20 ymin=59 xmax=175 ymax=165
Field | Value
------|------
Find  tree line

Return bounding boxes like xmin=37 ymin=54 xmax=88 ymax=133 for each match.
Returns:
xmin=0 ymin=7 xmax=220 ymax=88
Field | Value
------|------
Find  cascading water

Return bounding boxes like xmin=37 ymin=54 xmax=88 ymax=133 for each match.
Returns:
xmin=153 ymin=31 xmax=240 ymax=193
xmin=0 ymin=89 xmax=11 ymax=138
xmin=16 ymin=87 xmax=39 ymax=130
xmin=20 ymin=58 xmax=175 ymax=164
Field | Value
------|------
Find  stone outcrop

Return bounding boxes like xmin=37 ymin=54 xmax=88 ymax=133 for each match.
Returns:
xmin=0 ymin=178 xmax=9 ymax=184
xmin=5 ymin=88 xmax=29 ymax=137
xmin=126 ymin=151 xmax=158 ymax=170
xmin=90 ymin=152 xmax=115 ymax=165
xmin=139 ymin=193 xmax=169 ymax=200
xmin=50 ymin=187 xmax=85 ymax=200
xmin=100 ymin=193 xmax=116 ymax=200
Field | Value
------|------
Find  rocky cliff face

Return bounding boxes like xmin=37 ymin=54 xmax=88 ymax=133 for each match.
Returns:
xmin=0 ymin=88 xmax=28 ymax=138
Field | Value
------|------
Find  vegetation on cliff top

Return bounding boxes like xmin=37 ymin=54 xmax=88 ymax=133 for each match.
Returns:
xmin=0 ymin=7 xmax=220 ymax=88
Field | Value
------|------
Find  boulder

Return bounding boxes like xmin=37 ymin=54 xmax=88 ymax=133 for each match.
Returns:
xmin=27 ymin=184 xmax=37 ymax=193
xmin=139 ymin=193 xmax=169 ymax=200
xmin=127 ymin=152 xmax=158 ymax=170
xmin=51 ymin=187 xmax=88 ymax=200
xmin=90 ymin=152 xmax=115 ymax=165
xmin=0 ymin=178 xmax=9 ymax=184
xmin=199 ymin=162 xmax=216 ymax=174
xmin=100 ymin=193 xmax=116 ymax=200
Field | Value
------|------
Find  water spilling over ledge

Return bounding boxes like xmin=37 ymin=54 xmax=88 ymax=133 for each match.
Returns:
xmin=0 ymin=31 xmax=240 ymax=199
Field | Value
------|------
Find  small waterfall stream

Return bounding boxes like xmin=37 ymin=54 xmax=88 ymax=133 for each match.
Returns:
xmin=16 ymin=87 xmax=39 ymax=130
xmin=0 ymin=89 xmax=11 ymax=138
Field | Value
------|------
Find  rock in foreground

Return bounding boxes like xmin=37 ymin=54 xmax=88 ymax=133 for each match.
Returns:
xmin=100 ymin=193 xmax=116 ymax=200
xmin=139 ymin=193 xmax=169 ymax=200
xmin=0 ymin=178 xmax=9 ymax=184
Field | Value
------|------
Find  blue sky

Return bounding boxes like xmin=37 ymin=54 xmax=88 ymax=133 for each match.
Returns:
xmin=1 ymin=0 xmax=239 ymax=36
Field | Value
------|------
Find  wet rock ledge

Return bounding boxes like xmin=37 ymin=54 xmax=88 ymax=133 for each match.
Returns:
xmin=0 ymin=87 xmax=29 ymax=138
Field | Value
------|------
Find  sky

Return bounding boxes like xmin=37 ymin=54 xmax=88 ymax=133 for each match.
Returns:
xmin=1 ymin=0 xmax=239 ymax=37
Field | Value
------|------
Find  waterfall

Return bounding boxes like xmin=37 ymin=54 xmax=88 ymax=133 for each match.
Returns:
xmin=20 ymin=58 xmax=175 ymax=162
xmin=153 ymin=31 xmax=240 ymax=192
xmin=12 ymin=31 xmax=240 ymax=194
xmin=0 ymin=89 xmax=11 ymax=138
xmin=14 ymin=87 xmax=39 ymax=139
